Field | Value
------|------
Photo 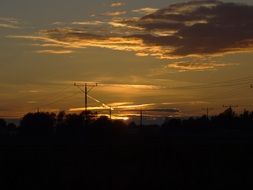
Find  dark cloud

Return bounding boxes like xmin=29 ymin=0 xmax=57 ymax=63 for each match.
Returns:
xmin=131 ymin=0 xmax=253 ymax=56
xmin=42 ymin=28 xmax=107 ymax=41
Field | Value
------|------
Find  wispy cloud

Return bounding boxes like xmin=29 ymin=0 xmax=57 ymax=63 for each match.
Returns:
xmin=69 ymin=103 xmax=179 ymax=119
xmin=69 ymin=103 xmax=153 ymax=112
xmin=72 ymin=21 xmax=105 ymax=25
xmin=27 ymin=90 xmax=40 ymax=93
xmin=0 ymin=17 xmax=19 ymax=29
xmin=167 ymin=61 xmax=236 ymax=72
xmin=111 ymin=2 xmax=125 ymax=8
xmin=69 ymin=103 xmax=162 ymax=111
xmin=69 ymin=106 xmax=108 ymax=112
xmin=162 ymin=101 xmax=210 ymax=105
xmin=102 ymin=11 xmax=127 ymax=17
xmin=0 ymin=23 xmax=18 ymax=29
xmin=27 ymin=101 xmax=37 ymax=104
xmin=101 ymin=84 xmax=161 ymax=90
xmin=36 ymin=50 xmax=73 ymax=54
xmin=114 ymin=103 xmax=155 ymax=110
xmin=8 ymin=31 xmax=167 ymax=58
xmin=132 ymin=7 xmax=158 ymax=15
xmin=108 ymin=102 xmax=134 ymax=107
xmin=97 ymin=84 xmax=163 ymax=95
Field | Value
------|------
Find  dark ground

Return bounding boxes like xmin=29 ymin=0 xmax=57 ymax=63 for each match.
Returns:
xmin=1 ymin=127 xmax=253 ymax=190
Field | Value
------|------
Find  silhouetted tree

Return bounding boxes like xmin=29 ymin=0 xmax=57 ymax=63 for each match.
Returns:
xmin=80 ymin=110 xmax=97 ymax=125
xmin=219 ymin=107 xmax=236 ymax=119
xmin=92 ymin=116 xmax=112 ymax=128
xmin=20 ymin=112 xmax=56 ymax=137
xmin=64 ymin=113 xmax=84 ymax=129
xmin=128 ymin=121 xmax=137 ymax=128
xmin=0 ymin=118 xmax=7 ymax=136
xmin=0 ymin=118 xmax=6 ymax=128
xmin=162 ymin=118 xmax=181 ymax=128
xmin=57 ymin=111 xmax=66 ymax=124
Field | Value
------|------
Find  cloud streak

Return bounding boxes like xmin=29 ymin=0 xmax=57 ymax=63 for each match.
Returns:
xmin=0 ymin=17 xmax=19 ymax=29
xmin=102 ymin=11 xmax=127 ymax=17
xmin=167 ymin=61 xmax=235 ymax=72
xmin=132 ymin=7 xmax=158 ymax=15
xmin=36 ymin=50 xmax=73 ymax=54
xmin=111 ymin=2 xmax=125 ymax=8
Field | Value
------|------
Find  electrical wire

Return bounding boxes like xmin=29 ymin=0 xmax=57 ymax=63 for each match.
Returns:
xmin=37 ymin=91 xmax=81 ymax=108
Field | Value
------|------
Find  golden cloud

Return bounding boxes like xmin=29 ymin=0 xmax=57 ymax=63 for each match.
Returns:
xmin=132 ymin=7 xmax=158 ymax=15
xmin=111 ymin=2 xmax=125 ymax=8
xmin=102 ymin=11 xmax=127 ymax=17
xmin=36 ymin=50 xmax=73 ymax=54
xmin=167 ymin=62 xmax=231 ymax=72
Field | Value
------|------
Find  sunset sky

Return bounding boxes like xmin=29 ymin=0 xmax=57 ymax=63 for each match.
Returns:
xmin=1 ymin=0 xmax=253 ymax=119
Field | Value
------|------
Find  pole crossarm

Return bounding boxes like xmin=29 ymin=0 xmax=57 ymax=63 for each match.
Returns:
xmin=74 ymin=82 xmax=98 ymax=88
xmin=223 ymin=105 xmax=238 ymax=108
xmin=74 ymin=82 xmax=98 ymax=125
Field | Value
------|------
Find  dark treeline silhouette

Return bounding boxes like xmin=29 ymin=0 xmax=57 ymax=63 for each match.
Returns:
xmin=1 ymin=108 xmax=253 ymax=189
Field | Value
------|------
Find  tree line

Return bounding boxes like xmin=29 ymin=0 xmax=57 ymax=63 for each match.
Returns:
xmin=0 ymin=107 xmax=253 ymax=139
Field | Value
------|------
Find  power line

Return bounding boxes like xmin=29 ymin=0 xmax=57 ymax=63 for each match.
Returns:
xmin=87 ymin=94 xmax=111 ymax=109
xmin=32 ymin=85 xmax=74 ymax=103
xmin=37 ymin=91 xmax=81 ymax=109
xmin=87 ymin=94 xmax=113 ymax=119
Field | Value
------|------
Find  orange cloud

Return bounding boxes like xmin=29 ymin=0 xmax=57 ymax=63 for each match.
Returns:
xmin=132 ymin=7 xmax=158 ymax=14
xmin=72 ymin=21 xmax=104 ymax=25
xmin=167 ymin=62 xmax=234 ymax=72
xmin=103 ymin=11 xmax=127 ymax=17
xmin=111 ymin=2 xmax=125 ymax=8
xmin=36 ymin=50 xmax=73 ymax=54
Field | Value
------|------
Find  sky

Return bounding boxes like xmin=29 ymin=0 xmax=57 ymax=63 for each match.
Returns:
xmin=1 ymin=0 xmax=253 ymax=119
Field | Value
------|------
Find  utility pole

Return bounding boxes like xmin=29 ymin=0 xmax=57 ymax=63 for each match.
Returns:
xmin=201 ymin=107 xmax=213 ymax=119
xmin=109 ymin=107 xmax=112 ymax=120
xmin=74 ymin=82 xmax=98 ymax=125
xmin=140 ymin=109 xmax=143 ymax=128
xmin=85 ymin=84 xmax=88 ymax=113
